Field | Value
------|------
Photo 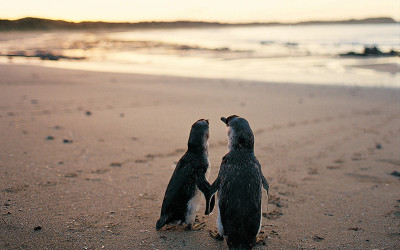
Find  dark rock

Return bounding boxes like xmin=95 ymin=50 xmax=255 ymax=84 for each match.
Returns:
xmin=110 ymin=162 xmax=122 ymax=167
xmin=85 ymin=111 xmax=92 ymax=116
xmin=340 ymin=46 xmax=399 ymax=57
xmin=46 ymin=136 xmax=55 ymax=140
xmin=262 ymin=210 xmax=283 ymax=220
xmin=312 ymin=235 xmax=324 ymax=242
xmin=63 ymin=139 xmax=73 ymax=144
xmin=376 ymin=143 xmax=382 ymax=149
xmin=390 ymin=171 xmax=400 ymax=177
xmin=34 ymin=226 xmax=42 ymax=231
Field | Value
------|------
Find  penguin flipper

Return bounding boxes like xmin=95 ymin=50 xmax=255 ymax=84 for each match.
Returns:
xmin=208 ymin=175 xmax=221 ymax=214
xmin=261 ymin=174 xmax=269 ymax=194
xmin=209 ymin=194 xmax=216 ymax=214
xmin=156 ymin=214 xmax=168 ymax=230
xmin=256 ymin=159 xmax=269 ymax=195
xmin=196 ymin=174 xmax=212 ymax=215
xmin=256 ymin=159 xmax=270 ymax=212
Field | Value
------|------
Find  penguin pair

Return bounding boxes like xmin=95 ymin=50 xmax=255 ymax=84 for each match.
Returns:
xmin=156 ymin=116 xmax=269 ymax=249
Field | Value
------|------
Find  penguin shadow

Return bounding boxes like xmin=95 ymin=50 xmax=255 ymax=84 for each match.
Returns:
xmin=377 ymin=159 xmax=400 ymax=167
xmin=156 ymin=218 xmax=214 ymax=249
xmin=326 ymin=158 xmax=345 ymax=170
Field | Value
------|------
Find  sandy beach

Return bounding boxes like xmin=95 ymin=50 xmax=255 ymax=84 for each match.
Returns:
xmin=1 ymin=64 xmax=399 ymax=249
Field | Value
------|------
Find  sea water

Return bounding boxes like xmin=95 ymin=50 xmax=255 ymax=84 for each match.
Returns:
xmin=0 ymin=23 xmax=399 ymax=87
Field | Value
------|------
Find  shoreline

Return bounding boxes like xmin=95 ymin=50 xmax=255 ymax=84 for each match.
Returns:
xmin=1 ymin=60 xmax=399 ymax=89
xmin=1 ymin=64 xmax=400 ymax=249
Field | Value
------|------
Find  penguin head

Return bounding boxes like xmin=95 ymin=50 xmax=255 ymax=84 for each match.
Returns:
xmin=188 ymin=119 xmax=209 ymax=151
xmin=221 ymin=115 xmax=254 ymax=151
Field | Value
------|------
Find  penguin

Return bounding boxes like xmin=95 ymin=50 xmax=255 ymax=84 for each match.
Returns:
xmin=209 ymin=115 xmax=269 ymax=249
xmin=156 ymin=118 xmax=215 ymax=230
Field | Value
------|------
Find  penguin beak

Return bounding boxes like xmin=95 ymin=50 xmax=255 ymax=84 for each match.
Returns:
xmin=221 ymin=117 xmax=228 ymax=125
xmin=205 ymin=119 xmax=209 ymax=125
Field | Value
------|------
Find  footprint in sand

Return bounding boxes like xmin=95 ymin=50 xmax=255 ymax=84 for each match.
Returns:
xmin=308 ymin=168 xmax=318 ymax=175
xmin=38 ymin=181 xmax=57 ymax=187
xmin=351 ymin=153 xmax=365 ymax=161
xmin=327 ymin=165 xmax=342 ymax=170
xmin=135 ymin=159 xmax=148 ymax=163
xmin=3 ymin=184 xmax=29 ymax=193
xmin=84 ymin=177 xmax=102 ymax=182
xmin=345 ymin=173 xmax=382 ymax=183
xmin=92 ymin=168 xmax=110 ymax=174
xmin=277 ymin=176 xmax=298 ymax=188
xmin=64 ymin=172 xmax=78 ymax=178
xmin=109 ymin=162 xmax=122 ymax=167
xmin=377 ymin=159 xmax=400 ymax=167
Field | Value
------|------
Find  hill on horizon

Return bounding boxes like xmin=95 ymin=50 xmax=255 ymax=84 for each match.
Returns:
xmin=0 ymin=17 xmax=397 ymax=31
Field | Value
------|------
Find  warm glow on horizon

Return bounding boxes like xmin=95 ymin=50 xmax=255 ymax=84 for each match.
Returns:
xmin=1 ymin=0 xmax=400 ymax=23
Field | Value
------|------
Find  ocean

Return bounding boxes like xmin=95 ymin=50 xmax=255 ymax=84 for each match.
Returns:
xmin=0 ymin=23 xmax=399 ymax=87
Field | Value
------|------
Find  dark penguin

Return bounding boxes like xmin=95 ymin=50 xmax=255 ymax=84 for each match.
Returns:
xmin=209 ymin=115 xmax=269 ymax=249
xmin=156 ymin=119 xmax=214 ymax=230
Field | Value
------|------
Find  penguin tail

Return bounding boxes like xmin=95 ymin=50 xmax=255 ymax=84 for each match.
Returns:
xmin=156 ymin=215 xmax=168 ymax=230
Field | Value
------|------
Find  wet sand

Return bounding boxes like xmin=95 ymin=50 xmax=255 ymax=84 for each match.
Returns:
xmin=0 ymin=64 xmax=399 ymax=249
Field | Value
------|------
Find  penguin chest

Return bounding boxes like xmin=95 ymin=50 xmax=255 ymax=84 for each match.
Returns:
xmin=185 ymin=187 xmax=201 ymax=224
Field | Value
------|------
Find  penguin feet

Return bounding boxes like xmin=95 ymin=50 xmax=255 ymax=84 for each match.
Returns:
xmin=256 ymin=234 xmax=267 ymax=246
xmin=161 ymin=225 xmax=176 ymax=231
xmin=209 ymin=230 xmax=224 ymax=241
xmin=185 ymin=221 xmax=206 ymax=231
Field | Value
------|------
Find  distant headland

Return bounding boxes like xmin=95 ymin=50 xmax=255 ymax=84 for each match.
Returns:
xmin=0 ymin=17 xmax=397 ymax=31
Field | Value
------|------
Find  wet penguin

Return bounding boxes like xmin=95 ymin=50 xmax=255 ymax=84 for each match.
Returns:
xmin=156 ymin=119 xmax=214 ymax=230
xmin=209 ymin=115 xmax=269 ymax=249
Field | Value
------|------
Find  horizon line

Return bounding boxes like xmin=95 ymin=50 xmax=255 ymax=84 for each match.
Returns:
xmin=2 ymin=16 xmax=398 ymax=25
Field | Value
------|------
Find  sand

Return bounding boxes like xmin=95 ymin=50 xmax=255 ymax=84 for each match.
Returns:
xmin=0 ymin=64 xmax=399 ymax=249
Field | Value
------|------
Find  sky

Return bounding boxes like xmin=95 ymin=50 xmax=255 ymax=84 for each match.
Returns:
xmin=1 ymin=0 xmax=399 ymax=23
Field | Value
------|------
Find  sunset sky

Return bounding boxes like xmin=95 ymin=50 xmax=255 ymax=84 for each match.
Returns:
xmin=2 ymin=0 xmax=400 ymax=23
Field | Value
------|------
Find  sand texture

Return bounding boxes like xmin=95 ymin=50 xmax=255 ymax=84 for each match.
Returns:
xmin=1 ymin=64 xmax=399 ymax=249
